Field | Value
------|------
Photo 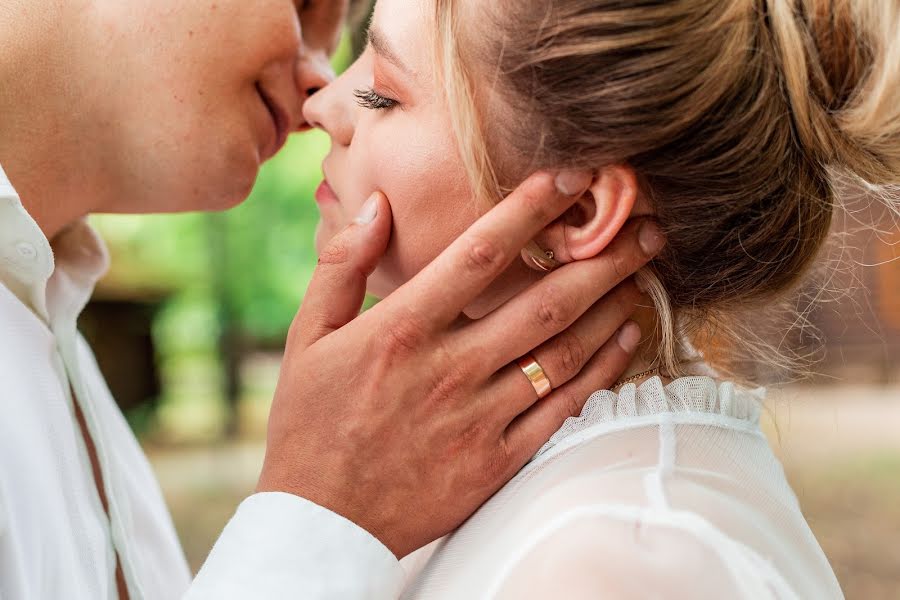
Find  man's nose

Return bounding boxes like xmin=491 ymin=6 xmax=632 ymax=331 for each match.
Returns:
xmin=295 ymin=52 xmax=335 ymax=129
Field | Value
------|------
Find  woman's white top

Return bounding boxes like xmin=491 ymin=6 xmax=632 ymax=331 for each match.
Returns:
xmin=400 ymin=376 xmax=844 ymax=599
xmin=1 ymin=161 xmax=841 ymax=599
xmin=0 ymin=164 xmax=402 ymax=600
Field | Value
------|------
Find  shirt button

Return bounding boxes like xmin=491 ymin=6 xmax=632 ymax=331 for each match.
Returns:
xmin=15 ymin=241 xmax=38 ymax=261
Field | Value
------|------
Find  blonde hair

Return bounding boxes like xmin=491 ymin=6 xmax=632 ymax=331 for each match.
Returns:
xmin=433 ymin=0 xmax=900 ymax=379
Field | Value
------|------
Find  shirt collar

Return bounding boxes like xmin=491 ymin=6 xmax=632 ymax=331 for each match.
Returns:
xmin=0 ymin=163 xmax=109 ymax=326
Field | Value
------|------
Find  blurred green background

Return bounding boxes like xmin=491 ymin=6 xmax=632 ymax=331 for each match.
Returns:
xmin=76 ymin=31 xmax=900 ymax=600
xmin=88 ymin=128 xmax=330 ymax=441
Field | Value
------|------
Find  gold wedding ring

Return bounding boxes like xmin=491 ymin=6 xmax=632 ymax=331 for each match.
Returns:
xmin=517 ymin=354 xmax=552 ymax=399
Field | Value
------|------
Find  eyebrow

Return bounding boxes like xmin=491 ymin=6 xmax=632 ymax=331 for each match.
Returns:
xmin=367 ymin=27 xmax=413 ymax=76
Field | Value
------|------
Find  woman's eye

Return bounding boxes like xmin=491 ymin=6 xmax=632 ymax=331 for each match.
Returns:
xmin=354 ymin=88 xmax=399 ymax=111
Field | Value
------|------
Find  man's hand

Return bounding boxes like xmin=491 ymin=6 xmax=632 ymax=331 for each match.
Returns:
xmin=257 ymin=171 xmax=666 ymax=558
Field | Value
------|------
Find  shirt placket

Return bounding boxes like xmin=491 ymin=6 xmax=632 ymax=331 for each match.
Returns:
xmin=55 ymin=304 xmax=138 ymax=600
xmin=71 ymin=383 xmax=132 ymax=600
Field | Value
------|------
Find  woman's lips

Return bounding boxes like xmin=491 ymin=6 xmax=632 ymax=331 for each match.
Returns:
xmin=315 ymin=180 xmax=340 ymax=204
xmin=256 ymin=82 xmax=289 ymax=160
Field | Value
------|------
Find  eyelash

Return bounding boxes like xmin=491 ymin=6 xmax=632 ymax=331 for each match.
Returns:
xmin=354 ymin=87 xmax=399 ymax=111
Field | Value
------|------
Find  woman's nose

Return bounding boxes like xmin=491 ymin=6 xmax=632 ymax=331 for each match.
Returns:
xmin=301 ymin=70 xmax=355 ymax=147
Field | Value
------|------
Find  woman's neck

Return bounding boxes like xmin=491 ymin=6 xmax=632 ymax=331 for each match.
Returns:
xmin=615 ymin=303 xmax=668 ymax=389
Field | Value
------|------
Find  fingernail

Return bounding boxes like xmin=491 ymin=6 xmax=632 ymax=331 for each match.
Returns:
xmin=617 ymin=320 xmax=642 ymax=352
xmin=355 ymin=193 xmax=379 ymax=225
xmin=554 ymin=170 xmax=592 ymax=196
xmin=638 ymin=221 xmax=666 ymax=256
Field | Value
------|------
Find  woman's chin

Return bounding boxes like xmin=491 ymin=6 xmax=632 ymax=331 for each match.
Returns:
xmin=313 ymin=222 xmax=335 ymax=255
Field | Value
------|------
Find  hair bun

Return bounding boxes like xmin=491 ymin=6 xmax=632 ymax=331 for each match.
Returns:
xmin=805 ymin=0 xmax=900 ymax=187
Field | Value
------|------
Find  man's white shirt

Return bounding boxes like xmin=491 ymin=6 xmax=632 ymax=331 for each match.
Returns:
xmin=0 ymin=164 xmax=403 ymax=599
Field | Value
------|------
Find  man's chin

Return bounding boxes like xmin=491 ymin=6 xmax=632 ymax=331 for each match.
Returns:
xmin=162 ymin=176 xmax=257 ymax=214
xmin=97 ymin=189 xmax=247 ymax=215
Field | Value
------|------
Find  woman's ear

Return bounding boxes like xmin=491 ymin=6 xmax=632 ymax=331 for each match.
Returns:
xmin=567 ymin=165 xmax=638 ymax=260
xmin=532 ymin=165 xmax=639 ymax=265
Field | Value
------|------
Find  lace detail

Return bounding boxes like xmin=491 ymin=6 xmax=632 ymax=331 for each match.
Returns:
xmin=534 ymin=376 xmax=765 ymax=458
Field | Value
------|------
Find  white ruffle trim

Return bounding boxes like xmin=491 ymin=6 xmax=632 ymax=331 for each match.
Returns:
xmin=536 ymin=376 xmax=765 ymax=458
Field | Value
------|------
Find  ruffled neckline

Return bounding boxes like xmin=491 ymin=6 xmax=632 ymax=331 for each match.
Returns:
xmin=534 ymin=375 xmax=765 ymax=459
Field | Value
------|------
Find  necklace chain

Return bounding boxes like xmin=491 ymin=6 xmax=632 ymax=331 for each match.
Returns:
xmin=612 ymin=367 xmax=660 ymax=390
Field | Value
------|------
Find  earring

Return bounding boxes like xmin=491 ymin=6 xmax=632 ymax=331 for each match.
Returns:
xmin=529 ymin=249 xmax=557 ymax=272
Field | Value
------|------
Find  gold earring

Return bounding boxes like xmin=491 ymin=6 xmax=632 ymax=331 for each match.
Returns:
xmin=529 ymin=249 xmax=557 ymax=272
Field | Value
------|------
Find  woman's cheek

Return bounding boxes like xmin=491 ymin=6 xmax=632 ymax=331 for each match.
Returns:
xmin=372 ymin=160 xmax=477 ymax=284
xmin=354 ymin=116 xmax=478 ymax=294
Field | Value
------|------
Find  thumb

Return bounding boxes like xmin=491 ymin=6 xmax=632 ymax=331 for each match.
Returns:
xmin=290 ymin=191 xmax=393 ymax=350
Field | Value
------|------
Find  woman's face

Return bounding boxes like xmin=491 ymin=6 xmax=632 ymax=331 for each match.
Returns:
xmin=303 ymin=0 xmax=539 ymax=312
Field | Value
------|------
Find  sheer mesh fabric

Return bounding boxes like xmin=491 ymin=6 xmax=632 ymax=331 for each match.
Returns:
xmin=399 ymin=376 xmax=842 ymax=599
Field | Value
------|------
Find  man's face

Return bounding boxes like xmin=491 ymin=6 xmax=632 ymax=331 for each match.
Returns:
xmin=88 ymin=0 xmax=349 ymax=214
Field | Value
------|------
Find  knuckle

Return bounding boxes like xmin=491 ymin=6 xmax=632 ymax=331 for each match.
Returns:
xmin=517 ymin=176 xmax=557 ymax=222
xmin=555 ymin=334 xmax=587 ymax=379
xmin=536 ymin=286 xmax=576 ymax=331
xmin=380 ymin=309 xmax=429 ymax=355
xmin=610 ymin=251 xmax=631 ymax=282
xmin=559 ymin=391 xmax=584 ymax=422
xmin=317 ymin=239 xmax=351 ymax=267
xmin=425 ymin=360 xmax=469 ymax=405
xmin=462 ymin=235 xmax=505 ymax=276
xmin=520 ymin=190 xmax=548 ymax=222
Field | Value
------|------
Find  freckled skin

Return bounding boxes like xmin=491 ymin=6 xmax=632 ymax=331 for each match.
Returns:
xmin=84 ymin=0 xmax=304 ymax=213
xmin=0 ymin=0 xmax=347 ymax=237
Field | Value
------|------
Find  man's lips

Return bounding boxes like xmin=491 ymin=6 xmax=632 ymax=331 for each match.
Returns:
xmin=256 ymin=82 xmax=290 ymax=159
xmin=315 ymin=179 xmax=340 ymax=204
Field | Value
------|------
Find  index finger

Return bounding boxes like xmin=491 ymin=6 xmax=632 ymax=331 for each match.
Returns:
xmin=389 ymin=170 xmax=593 ymax=328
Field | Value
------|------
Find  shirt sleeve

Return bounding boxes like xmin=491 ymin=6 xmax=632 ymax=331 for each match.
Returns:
xmin=489 ymin=508 xmax=791 ymax=600
xmin=185 ymin=492 xmax=403 ymax=600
